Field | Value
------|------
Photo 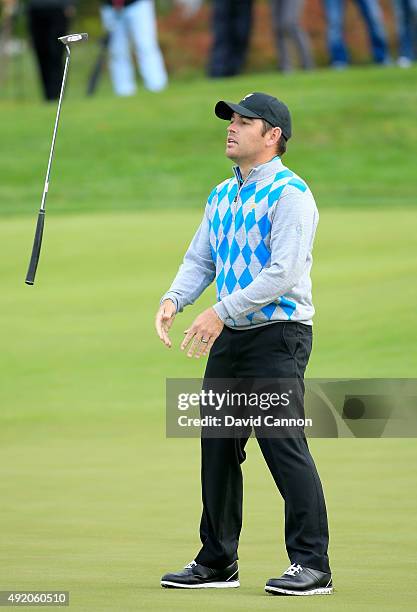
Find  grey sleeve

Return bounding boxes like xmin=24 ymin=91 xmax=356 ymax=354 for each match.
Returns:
xmin=213 ymin=186 xmax=318 ymax=321
xmin=160 ymin=204 xmax=216 ymax=312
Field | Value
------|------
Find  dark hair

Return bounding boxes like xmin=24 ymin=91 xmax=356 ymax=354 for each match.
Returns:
xmin=261 ymin=119 xmax=287 ymax=156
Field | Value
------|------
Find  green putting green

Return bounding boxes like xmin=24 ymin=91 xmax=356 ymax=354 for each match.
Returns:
xmin=1 ymin=62 xmax=416 ymax=610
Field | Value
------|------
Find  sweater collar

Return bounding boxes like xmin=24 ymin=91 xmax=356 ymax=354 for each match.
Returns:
xmin=233 ymin=156 xmax=284 ymax=186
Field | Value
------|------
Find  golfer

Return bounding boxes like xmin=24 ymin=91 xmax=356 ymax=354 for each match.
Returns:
xmin=155 ymin=92 xmax=332 ymax=596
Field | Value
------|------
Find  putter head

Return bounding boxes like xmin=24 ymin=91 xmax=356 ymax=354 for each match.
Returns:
xmin=58 ymin=33 xmax=88 ymax=45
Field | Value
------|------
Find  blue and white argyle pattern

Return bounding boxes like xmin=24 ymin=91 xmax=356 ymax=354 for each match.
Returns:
xmin=207 ymin=166 xmax=308 ymax=327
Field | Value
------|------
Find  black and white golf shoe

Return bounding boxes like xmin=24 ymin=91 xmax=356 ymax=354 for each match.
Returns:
xmin=161 ymin=560 xmax=239 ymax=589
xmin=265 ymin=563 xmax=333 ymax=596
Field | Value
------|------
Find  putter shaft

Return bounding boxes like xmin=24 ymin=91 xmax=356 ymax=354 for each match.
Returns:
xmin=25 ymin=34 xmax=88 ymax=286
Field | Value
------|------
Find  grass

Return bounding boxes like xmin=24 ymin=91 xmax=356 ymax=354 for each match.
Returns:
xmin=0 ymin=209 xmax=416 ymax=611
xmin=0 ymin=57 xmax=416 ymax=611
xmin=1 ymin=55 xmax=417 ymax=216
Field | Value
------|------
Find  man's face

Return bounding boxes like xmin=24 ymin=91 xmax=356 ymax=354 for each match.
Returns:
xmin=226 ymin=112 xmax=267 ymax=163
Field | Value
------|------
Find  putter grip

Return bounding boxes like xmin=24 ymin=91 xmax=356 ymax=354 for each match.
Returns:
xmin=25 ymin=209 xmax=45 ymax=285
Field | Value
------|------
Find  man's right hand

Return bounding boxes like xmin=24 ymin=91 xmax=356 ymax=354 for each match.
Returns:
xmin=155 ymin=299 xmax=177 ymax=348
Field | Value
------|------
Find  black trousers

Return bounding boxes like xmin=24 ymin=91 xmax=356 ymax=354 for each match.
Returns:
xmin=194 ymin=322 xmax=331 ymax=574
xmin=27 ymin=6 xmax=69 ymax=100
xmin=208 ymin=0 xmax=253 ymax=77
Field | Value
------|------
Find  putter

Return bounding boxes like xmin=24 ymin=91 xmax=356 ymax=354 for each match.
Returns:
xmin=25 ymin=32 xmax=88 ymax=286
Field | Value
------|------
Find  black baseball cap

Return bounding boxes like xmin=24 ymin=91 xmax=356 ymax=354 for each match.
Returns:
xmin=215 ymin=92 xmax=292 ymax=140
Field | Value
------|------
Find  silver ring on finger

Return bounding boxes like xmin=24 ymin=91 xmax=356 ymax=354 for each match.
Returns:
xmin=201 ymin=338 xmax=209 ymax=344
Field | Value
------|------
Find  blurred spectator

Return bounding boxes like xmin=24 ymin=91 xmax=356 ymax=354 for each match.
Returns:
xmin=26 ymin=0 xmax=75 ymax=100
xmin=323 ymin=0 xmax=389 ymax=67
xmin=392 ymin=0 xmax=417 ymax=66
xmin=208 ymin=0 xmax=253 ymax=78
xmin=269 ymin=0 xmax=314 ymax=72
xmin=100 ymin=0 xmax=167 ymax=96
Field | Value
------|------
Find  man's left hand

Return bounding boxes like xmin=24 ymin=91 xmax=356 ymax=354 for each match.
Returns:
xmin=181 ymin=307 xmax=224 ymax=358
